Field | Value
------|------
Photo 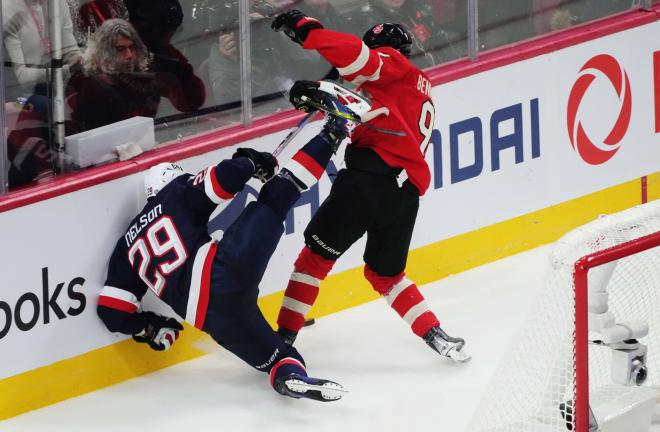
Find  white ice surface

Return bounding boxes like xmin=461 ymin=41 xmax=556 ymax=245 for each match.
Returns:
xmin=1 ymin=246 xmax=552 ymax=432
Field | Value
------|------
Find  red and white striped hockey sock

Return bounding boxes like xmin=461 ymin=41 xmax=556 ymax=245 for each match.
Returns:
xmin=277 ymin=246 xmax=335 ymax=333
xmin=281 ymin=135 xmax=333 ymax=190
xmin=364 ymin=266 xmax=439 ymax=337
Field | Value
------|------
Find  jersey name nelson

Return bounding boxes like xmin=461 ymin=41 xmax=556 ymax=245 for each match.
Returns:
xmin=124 ymin=204 xmax=163 ymax=247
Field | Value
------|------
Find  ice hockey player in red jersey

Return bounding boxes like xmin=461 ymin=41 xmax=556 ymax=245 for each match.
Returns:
xmin=271 ymin=10 xmax=471 ymax=362
xmin=97 ymin=94 xmax=353 ymax=401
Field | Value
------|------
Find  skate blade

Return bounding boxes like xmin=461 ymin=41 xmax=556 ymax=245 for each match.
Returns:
xmin=449 ymin=348 xmax=472 ymax=363
xmin=285 ymin=379 xmax=348 ymax=401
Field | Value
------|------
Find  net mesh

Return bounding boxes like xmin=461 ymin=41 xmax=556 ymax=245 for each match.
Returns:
xmin=468 ymin=199 xmax=660 ymax=432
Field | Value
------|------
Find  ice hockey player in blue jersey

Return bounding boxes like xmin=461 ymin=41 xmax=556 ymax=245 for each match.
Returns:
xmin=97 ymin=88 xmax=351 ymax=402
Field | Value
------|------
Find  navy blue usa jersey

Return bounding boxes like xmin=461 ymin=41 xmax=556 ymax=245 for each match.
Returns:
xmin=98 ymin=158 xmax=254 ymax=335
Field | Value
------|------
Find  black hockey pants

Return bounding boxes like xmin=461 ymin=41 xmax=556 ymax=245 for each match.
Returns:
xmin=304 ymin=147 xmax=420 ymax=276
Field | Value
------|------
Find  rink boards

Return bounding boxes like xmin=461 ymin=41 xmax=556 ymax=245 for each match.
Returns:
xmin=1 ymin=9 xmax=659 ymax=420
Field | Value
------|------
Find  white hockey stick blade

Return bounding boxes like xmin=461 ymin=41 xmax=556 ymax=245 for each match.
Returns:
xmin=317 ymin=80 xmax=372 ymax=118
xmin=285 ymin=379 xmax=348 ymax=401
xmin=448 ymin=347 xmax=472 ymax=363
xmin=272 ymin=110 xmax=317 ymax=158
xmin=300 ymin=95 xmax=406 ymax=137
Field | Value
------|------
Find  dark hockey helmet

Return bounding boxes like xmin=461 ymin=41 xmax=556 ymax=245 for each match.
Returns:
xmin=362 ymin=23 xmax=413 ymax=57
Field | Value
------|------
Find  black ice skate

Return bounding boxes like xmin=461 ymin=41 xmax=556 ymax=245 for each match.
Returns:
xmin=317 ymin=97 xmax=351 ymax=153
xmin=320 ymin=112 xmax=349 ymax=153
xmin=274 ymin=373 xmax=347 ymax=402
xmin=423 ymin=326 xmax=471 ymax=363
xmin=277 ymin=327 xmax=298 ymax=346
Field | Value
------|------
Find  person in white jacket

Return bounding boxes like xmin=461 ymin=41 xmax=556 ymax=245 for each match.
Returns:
xmin=2 ymin=0 xmax=82 ymax=98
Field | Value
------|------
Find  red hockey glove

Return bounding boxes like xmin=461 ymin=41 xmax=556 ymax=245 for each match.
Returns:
xmin=233 ymin=147 xmax=278 ymax=183
xmin=133 ymin=311 xmax=183 ymax=351
xmin=271 ymin=9 xmax=323 ymax=45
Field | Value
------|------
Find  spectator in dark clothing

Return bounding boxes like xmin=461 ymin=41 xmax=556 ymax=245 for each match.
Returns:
xmin=67 ymin=19 xmax=159 ymax=133
xmin=125 ymin=0 xmax=205 ymax=113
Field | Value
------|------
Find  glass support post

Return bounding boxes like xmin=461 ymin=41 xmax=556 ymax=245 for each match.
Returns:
xmin=0 ymin=4 xmax=8 ymax=194
xmin=467 ymin=0 xmax=479 ymax=61
xmin=48 ymin=0 xmax=66 ymax=173
xmin=238 ymin=0 xmax=252 ymax=126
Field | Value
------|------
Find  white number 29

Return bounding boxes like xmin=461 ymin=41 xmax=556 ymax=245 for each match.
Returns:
xmin=418 ymin=100 xmax=435 ymax=155
xmin=128 ymin=216 xmax=188 ymax=297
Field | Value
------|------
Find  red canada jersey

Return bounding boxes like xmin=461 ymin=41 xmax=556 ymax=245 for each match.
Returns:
xmin=304 ymin=28 xmax=435 ymax=195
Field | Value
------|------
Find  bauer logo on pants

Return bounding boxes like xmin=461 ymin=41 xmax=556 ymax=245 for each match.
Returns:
xmin=566 ymin=54 xmax=632 ymax=165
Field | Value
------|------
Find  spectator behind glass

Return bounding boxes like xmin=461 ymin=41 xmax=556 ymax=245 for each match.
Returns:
xmin=125 ymin=0 xmax=205 ymax=114
xmin=2 ymin=0 xmax=82 ymax=101
xmin=3 ymin=0 xmax=82 ymax=188
xmin=207 ymin=0 xmax=353 ymax=109
xmin=356 ymin=0 xmax=462 ymax=68
xmin=66 ymin=18 xmax=160 ymax=133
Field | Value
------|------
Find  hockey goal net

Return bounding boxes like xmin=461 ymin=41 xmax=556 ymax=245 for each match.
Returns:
xmin=468 ymin=199 xmax=660 ymax=432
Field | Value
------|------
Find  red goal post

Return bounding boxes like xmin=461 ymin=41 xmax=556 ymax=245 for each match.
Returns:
xmin=574 ymin=231 xmax=660 ymax=432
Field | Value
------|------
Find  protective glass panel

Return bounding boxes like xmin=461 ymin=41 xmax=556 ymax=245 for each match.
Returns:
xmin=258 ymin=0 xmax=468 ymax=110
xmin=65 ymin=0 xmax=231 ymax=150
xmin=241 ymin=0 xmax=363 ymax=117
xmin=3 ymin=0 xmax=73 ymax=189
xmin=325 ymin=0 xmax=468 ymax=69
xmin=478 ymin=0 xmax=636 ymax=53
xmin=166 ymin=0 xmax=242 ymax=133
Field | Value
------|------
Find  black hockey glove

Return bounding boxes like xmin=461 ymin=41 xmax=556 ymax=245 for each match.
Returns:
xmin=132 ymin=311 xmax=183 ymax=352
xmin=233 ymin=147 xmax=278 ymax=183
xmin=271 ymin=9 xmax=323 ymax=45
xmin=288 ymin=80 xmax=322 ymax=112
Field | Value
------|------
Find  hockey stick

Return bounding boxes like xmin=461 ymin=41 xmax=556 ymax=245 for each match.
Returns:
xmin=300 ymin=95 xmax=406 ymax=137
xmin=272 ymin=110 xmax=317 ymax=158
